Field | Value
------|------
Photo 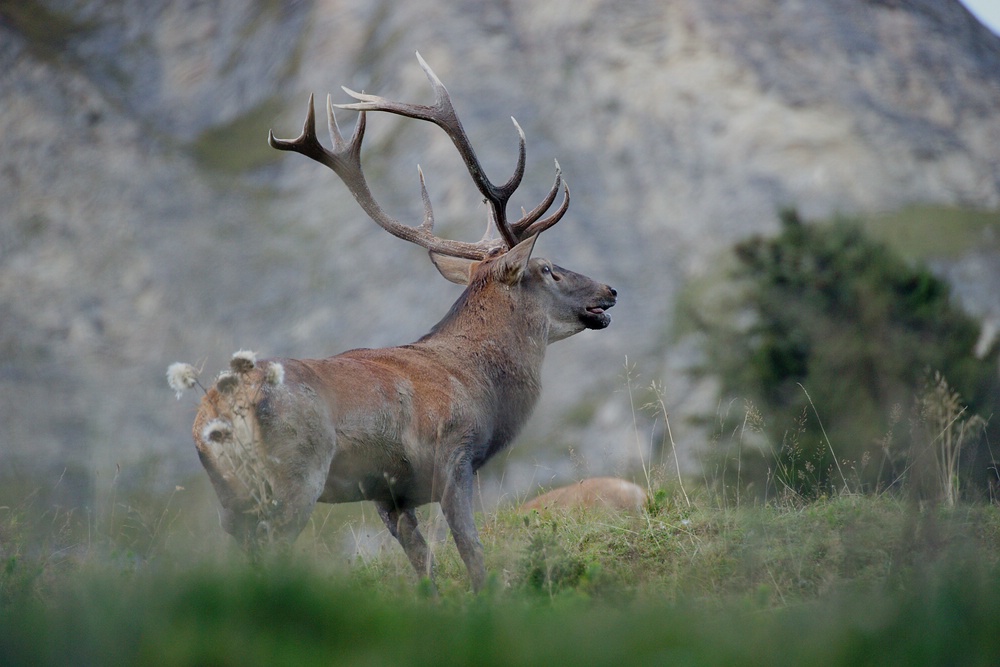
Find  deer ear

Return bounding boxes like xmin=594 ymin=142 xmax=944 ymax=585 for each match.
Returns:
xmin=493 ymin=234 xmax=538 ymax=286
xmin=429 ymin=252 xmax=478 ymax=285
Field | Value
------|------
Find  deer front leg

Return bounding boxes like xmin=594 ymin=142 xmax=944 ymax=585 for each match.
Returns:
xmin=375 ymin=502 xmax=435 ymax=585
xmin=439 ymin=450 xmax=486 ymax=593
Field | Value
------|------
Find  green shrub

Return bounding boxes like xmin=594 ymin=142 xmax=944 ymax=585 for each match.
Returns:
xmin=694 ymin=210 xmax=999 ymax=499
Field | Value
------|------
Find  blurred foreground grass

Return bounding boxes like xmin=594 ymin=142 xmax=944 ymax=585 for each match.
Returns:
xmin=3 ymin=484 xmax=1000 ymax=666
xmin=4 ymin=553 xmax=1000 ymax=666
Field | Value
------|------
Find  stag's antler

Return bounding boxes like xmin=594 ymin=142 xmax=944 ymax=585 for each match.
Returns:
xmin=269 ymin=52 xmax=569 ymax=260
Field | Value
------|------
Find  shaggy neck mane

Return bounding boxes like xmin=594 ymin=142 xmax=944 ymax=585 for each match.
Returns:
xmin=421 ymin=274 xmax=538 ymax=343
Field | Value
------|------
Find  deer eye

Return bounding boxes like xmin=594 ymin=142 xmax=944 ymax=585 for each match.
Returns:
xmin=541 ymin=265 xmax=551 ymax=275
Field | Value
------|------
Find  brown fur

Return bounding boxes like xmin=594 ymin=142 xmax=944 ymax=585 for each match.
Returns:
xmin=521 ymin=478 xmax=648 ymax=513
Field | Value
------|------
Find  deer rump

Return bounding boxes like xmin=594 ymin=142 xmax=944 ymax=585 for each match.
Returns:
xmin=185 ymin=54 xmax=616 ymax=593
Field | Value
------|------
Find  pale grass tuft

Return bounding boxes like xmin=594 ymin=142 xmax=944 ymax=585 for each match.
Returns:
xmin=216 ymin=371 xmax=239 ymax=394
xmin=230 ymin=349 xmax=257 ymax=374
xmin=201 ymin=418 xmax=233 ymax=443
xmin=166 ymin=362 xmax=199 ymax=400
xmin=265 ymin=361 xmax=285 ymax=386
xmin=917 ymin=372 xmax=986 ymax=507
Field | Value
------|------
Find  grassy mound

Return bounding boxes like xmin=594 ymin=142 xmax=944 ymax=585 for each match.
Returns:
xmin=3 ymin=491 xmax=1000 ymax=666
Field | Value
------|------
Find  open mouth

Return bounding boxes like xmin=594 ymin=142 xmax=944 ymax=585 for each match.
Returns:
xmin=582 ymin=301 xmax=615 ymax=329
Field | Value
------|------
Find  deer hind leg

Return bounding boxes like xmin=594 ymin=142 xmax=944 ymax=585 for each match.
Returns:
xmin=375 ymin=502 xmax=435 ymax=585
xmin=438 ymin=450 xmax=486 ymax=593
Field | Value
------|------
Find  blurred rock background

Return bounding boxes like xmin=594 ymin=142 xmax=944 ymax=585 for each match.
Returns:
xmin=1 ymin=0 xmax=999 ymax=511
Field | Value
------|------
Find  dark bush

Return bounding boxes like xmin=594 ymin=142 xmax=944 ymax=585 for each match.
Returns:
xmin=695 ymin=210 xmax=999 ymax=499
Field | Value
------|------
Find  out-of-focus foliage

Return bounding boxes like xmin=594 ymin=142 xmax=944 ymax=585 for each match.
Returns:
xmin=695 ymin=210 xmax=1000 ymax=499
xmin=4 ymin=495 xmax=1000 ymax=667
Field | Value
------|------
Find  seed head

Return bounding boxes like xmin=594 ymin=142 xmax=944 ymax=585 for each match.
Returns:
xmin=202 ymin=418 xmax=233 ymax=443
xmin=230 ymin=349 xmax=257 ymax=374
xmin=265 ymin=361 xmax=285 ymax=386
xmin=216 ymin=371 xmax=239 ymax=394
xmin=166 ymin=362 xmax=199 ymax=400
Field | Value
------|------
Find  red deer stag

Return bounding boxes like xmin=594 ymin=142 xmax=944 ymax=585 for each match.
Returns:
xmin=185 ymin=53 xmax=616 ymax=592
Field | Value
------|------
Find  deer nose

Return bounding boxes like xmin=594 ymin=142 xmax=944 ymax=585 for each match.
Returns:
xmin=608 ymin=286 xmax=617 ymax=298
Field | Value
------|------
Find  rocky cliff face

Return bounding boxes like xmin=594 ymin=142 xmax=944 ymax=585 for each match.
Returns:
xmin=2 ymin=0 xmax=998 ymax=504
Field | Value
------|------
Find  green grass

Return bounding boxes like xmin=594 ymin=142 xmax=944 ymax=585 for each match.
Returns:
xmin=3 ymin=481 xmax=1000 ymax=665
xmin=863 ymin=204 xmax=1000 ymax=261
xmin=6 ymin=554 xmax=999 ymax=667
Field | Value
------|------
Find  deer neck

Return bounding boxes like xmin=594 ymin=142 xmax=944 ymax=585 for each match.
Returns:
xmin=421 ymin=280 xmax=548 ymax=384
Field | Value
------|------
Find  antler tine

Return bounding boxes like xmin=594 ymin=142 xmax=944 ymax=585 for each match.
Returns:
xmin=518 ymin=180 xmax=570 ymax=239
xmin=510 ymin=160 xmax=567 ymax=238
xmin=325 ymin=93 xmax=357 ymax=157
xmin=416 ymin=165 xmax=435 ymax=233
xmin=268 ymin=93 xmax=343 ymax=171
xmin=336 ymin=52 xmax=541 ymax=250
xmin=270 ymin=93 xmax=501 ymax=260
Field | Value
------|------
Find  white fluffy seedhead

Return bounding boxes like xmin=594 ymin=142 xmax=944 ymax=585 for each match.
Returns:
xmin=230 ymin=349 xmax=257 ymax=374
xmin=166 ymin=362 xmax=199 ymax=400
xmin=265 ymin=361 xmax=285 ymax=386
xmin=216 ymin=371 xmax=239 ymax=394
xmin=201 ymin=418 xmax=233 ymax=444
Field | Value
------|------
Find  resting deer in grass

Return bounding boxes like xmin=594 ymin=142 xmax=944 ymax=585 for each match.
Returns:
xmin=178 ymin=54 xmax=616 ymax=592
xmin=521 ymin=478 xmax=648 ymax=513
